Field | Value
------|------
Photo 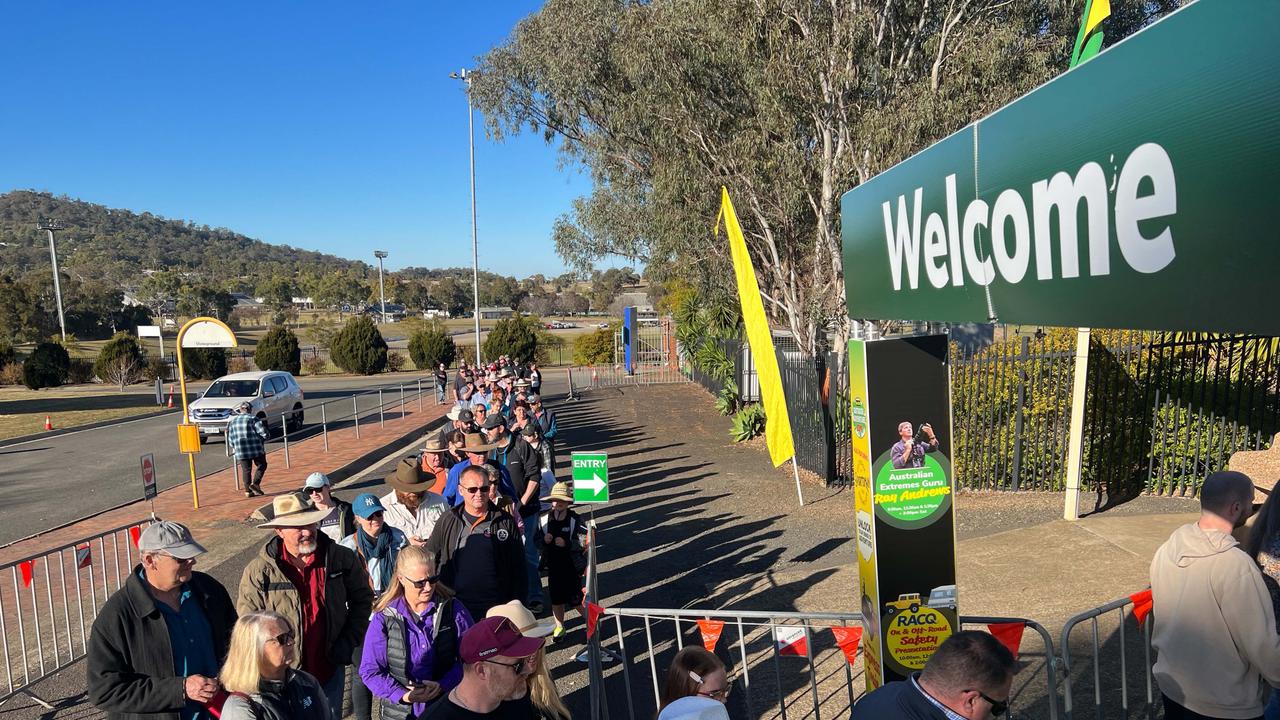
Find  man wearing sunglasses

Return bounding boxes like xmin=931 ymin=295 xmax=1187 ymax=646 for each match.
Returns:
xmin=418 ymin=616 xmax=543 ymax=718
xmin=88 ymin=521 xmax=238 ymax=720
xmin=850 ymin=630 xmax=1014 ymax=720
xmin=425 ymin=465 xmax=528 ymax=622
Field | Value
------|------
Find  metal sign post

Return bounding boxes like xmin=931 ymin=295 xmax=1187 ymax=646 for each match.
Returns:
xmin=140 ymin=453 xmax=157 ymax=518
xmin=175 ymin=317 xmax=237 ymax=509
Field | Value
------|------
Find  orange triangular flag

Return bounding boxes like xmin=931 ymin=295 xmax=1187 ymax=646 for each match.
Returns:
xmin=128 ymin=525 xmax=142 ymax=548
xmin=18 ymin=560 xmax=33 ymax=588
xmin=586 ymin=602 xmax=604 ymax=639
xmin=1129 ymin=588 xmax=1153 ymax=627
xmin=988 ymin=622 xmax=1026 ymax=661
xmin=697 ymin=619 xmax=725 ymax=652
xmin=830 ymin=626 xmax=864 ymax=664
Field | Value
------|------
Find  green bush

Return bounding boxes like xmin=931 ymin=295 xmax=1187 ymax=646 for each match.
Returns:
xmin=302 ymin=354 xmax=328 ymax=376
xmin=0 ymin=338 xmax=15 ymax=368
xmin=715 ymin=378 xmax=741 ymax=416
xmin=68 ymin=359 xmax=96 ymax=384
xmin=255 ymin=325 xmax=301 ymax=375
xmin=22 ymin=342 xmax=71 ymax=389
xmin=731 ymin=404 xmax=766 ymax=442
xmin=183 ymin=348 xmax=228 ymax=380
xmin=483 ymin=316 xmax=541 ymax=364
xmin=573 ymin=325 xmax=614 ymax=366
xmin=330 ymin=316 xmax=388 ymax=375
xmin=94 ymin=333 xmax=147 ymax=384
xmin=143 ymin=357 xmax=171 ymax=382
xmin=407 ymin=323 xmax=457 ymax=371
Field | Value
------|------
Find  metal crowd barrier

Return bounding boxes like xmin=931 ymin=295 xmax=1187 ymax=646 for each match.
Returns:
xmin=567 ymin=363 xmax=688 ymax=392
xmin=588 ymin=607 xmax=1060 ymax=720
xmin=1059 ymin=594 xmax=1156 ymax=720
xmin=0 ymin=518 xmax=157 ymax=709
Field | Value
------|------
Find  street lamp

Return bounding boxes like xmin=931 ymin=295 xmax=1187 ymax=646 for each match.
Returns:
xmin=450 ymin=68 xmax=483 ymax=367
xmin=374 ymin=250 xmax=389 ymax=324
xmin=36 ymin=219 xmax=67 ymax=342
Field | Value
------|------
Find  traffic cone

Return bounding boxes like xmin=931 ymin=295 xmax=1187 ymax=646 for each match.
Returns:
xmin=44 ymin=415 xmax=53 ymax=431
xmin=166 ymin=393 xmax=174 ymax=408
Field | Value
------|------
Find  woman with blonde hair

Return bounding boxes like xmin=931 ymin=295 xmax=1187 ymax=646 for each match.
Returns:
xmin=488 ymin=600 xmax=570 ymax=720
xmin=657 ymin=646 xmax=731 ymax=719
xmin=218 ymin=611 xmax=330 ymax=720
xmin=359 ymin=545 xmax=474 ymax=719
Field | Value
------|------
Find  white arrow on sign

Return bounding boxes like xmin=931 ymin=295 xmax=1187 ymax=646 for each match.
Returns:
xmin=578 ymin=474 xmax=606 ymax=496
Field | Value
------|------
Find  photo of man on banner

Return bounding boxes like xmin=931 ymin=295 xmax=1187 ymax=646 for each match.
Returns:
xmin=890 ymin=421 xmax=938 ymax=469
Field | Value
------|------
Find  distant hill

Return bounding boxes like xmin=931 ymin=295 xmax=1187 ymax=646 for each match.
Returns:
xmin=0 ymin=190 xmax=368 ymax=289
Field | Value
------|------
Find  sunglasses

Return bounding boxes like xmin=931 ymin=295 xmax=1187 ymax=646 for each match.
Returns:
xmin=484 ymin=657 xmax=529 ymax=674
xmin=461 ymin=484 xmax=492 ymax=494
xmin=305 ymin=487 xmax=327 ymax=494
xmin=155 ymin=553 xmax=196 ymax=565
xmin=689 ymin=670 xmax=731 ymax=702
xmin=974 ymin=689 xmax=1008 ymax=717
xmin=402 ymin=574 xmax=440 ymax=589
xmin=268 ymin=630 xmax=295 ymax=646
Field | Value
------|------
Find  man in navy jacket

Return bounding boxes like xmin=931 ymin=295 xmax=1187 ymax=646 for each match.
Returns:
xmin=851 ymin=631 xmax=1014 ymax=719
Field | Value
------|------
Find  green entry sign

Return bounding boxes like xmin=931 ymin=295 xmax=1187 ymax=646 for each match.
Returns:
xmin=571 ymin=452 xmax=610 ymax=503
xmin=840 ymin=1 xmax=1280 ymax=334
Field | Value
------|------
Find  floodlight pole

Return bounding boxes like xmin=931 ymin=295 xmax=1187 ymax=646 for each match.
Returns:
xmin=374 ymin=251 xmax=389 ymax=323
xmin=451 ymin=68 xmax=483 ymax=367
xmin=36 ymin=219 xmax=67 ymax=342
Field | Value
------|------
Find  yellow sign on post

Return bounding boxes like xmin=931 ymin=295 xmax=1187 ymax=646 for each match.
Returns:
xmin=175 ymin=317 xmax=237 ymax=509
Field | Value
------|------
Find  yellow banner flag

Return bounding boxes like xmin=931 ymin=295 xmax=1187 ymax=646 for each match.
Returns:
xmin=716 ymin=187 xmax=795 ymax=467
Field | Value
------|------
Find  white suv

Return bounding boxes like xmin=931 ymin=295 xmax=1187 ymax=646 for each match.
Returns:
xmin=189 ymin=371 xmax=305 ymax=442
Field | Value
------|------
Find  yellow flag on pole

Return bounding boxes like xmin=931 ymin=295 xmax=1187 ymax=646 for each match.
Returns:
xmin=716 ymin=187 xmax=795 ymax=467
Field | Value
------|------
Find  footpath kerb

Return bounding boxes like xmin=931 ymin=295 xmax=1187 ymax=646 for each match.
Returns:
xmin=0 ymin=398 xmax=449 ymax=568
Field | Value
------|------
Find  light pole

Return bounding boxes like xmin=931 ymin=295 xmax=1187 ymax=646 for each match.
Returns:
xmin=36 ymin=219 xmax=67 ymax=342
xmin=374 ymin=250 xmax=389 ymax=324
xmin=450 ymin=68 xmax=483 ymax=367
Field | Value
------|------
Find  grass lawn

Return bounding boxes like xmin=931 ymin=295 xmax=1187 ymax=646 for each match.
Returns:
xmin=0 ymin=384 xmax=173 ymax=441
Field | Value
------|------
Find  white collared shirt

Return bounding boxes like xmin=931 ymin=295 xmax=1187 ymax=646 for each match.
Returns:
xmin=379 ymin=490 xmax=447 ymax=542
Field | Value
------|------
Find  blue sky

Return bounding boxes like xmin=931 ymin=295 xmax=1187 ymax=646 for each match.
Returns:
xmin=0 ymin=2 xmax=591 ymax=278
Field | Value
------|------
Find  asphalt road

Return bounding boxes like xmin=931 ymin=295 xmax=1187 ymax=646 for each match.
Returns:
xmin=0 ymin=374 xmax=438 ymax=546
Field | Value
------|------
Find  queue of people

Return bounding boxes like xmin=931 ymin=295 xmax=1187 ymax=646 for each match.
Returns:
xmin=87 ymin=359 xmax=583 ymax=719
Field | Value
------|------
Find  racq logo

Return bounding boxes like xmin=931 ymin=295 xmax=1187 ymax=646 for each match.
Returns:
xmin=881 ymin=143 xmax=1177 ymax=291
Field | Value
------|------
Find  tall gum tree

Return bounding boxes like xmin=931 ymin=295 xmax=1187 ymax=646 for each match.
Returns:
xmin=471 ymin=0 xmax=1179 ymax=354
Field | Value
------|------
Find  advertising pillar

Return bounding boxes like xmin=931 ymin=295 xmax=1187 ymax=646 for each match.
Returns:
xmin=851 ymin=333 xmax=958 ymax=689
xmin=622 ymin=306 xmax=636 ymax=374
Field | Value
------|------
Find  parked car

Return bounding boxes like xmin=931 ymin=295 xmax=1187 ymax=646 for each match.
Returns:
xmin=188 ymin=371 xmax=305 ymax=443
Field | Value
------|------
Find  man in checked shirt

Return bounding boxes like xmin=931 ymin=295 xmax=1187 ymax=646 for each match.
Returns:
xmin=228 ymin=401 xmax=271 ymax=497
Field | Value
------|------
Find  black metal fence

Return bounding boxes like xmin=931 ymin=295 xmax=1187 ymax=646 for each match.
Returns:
xmin=726 ymin=329 xmax=1280 ymax=497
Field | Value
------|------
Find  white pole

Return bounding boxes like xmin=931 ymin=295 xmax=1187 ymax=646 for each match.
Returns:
xmin=1063 ymin=327 xmax=1091 ymax=521
xmin=465 ymin=72 xmax=482 ymax=367
xmin=791 ymin=456 xmax=805 ymax=506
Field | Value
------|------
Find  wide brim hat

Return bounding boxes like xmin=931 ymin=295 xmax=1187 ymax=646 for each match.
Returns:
xmin=461 ymin=432 xmax=497 ymax=453
xmin=541 ymin=481 xmax=574 ymax=504
xmin=257 ymin=492 xmax=332 ymax=528
xmin=513 ymin=379 xmax=531 ymax=388
xmin=385 ymin=456 xmax=434 ymax=493
xmin=421 ymin=433 xmax=449 ymax=453
xmin=446 ymin=405 xmax=463 ymax=421
xmin=487 ymin=600 xmax=556 ymax=638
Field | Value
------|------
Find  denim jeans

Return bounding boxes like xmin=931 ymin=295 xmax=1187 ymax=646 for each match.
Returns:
xmin=349 ymin=642 xmax=372 ymax=720
xmin=523 ymin=517 xmax=544 ymax=606
xmin=1265 ymin=688 xmax=1280 ymax=720
xmin=321 ymin=665 xmax=346 ymax=720
xmin=436 ymin=383 xmax=446 ymax=403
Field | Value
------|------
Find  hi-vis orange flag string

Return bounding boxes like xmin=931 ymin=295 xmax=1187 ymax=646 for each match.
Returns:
xmin=716 ymin=187 xmax=795 ymax=468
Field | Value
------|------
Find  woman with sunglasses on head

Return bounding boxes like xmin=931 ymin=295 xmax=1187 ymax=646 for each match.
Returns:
xmin=360 ymin=546 xmax=474 ymax=720
xmin=218 ymin=611 xmax=331 ymax=720
xmin=657 ymin=647 xmax=731 ymax=720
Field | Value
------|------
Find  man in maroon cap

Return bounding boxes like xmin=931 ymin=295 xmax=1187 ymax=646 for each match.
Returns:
xmin=418 ymin=616 xmax=544 ymax=718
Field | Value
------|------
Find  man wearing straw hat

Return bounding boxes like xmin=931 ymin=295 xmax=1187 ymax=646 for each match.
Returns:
xmin=237 ymin=493 xmax=375 ymax=720
xmin=442 ymin=432 xmax=517 ymax=507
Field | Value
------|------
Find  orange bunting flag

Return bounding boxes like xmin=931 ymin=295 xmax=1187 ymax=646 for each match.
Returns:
xmin=586 ymin=602 xmax=604 ymax=639
xmin=75 ymin=544 xmax=93 ymax=570
xmin=128 ymin=526 xmax=142 ymax=548
xmin=18 ymin=560 xmax=34 ymax=588
xmin=830 ymin=626 xmax=864 ymax=664
xmin=987 ymin=622 xmax=1026 ymax=661
xmin=1129 ymin=588 xmax=1153 ymax=627
xmin=697 ymin=619 xmax=725 ymax=652
xmin=774 ymin=626 xmax=808 ymax=657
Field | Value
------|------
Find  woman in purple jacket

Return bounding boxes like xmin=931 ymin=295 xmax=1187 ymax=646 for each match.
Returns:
xmin=358 ymin=546 xmax=474 ymax=719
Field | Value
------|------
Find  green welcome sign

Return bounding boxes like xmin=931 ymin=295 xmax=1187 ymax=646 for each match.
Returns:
xmin=841 ymin=1 xmax=1279 ymax=333
xmin=571 ymin=452 xmax=610 ymax=503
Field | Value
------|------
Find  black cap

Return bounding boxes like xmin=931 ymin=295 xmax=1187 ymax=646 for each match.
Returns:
xmin=482 ymin=413 xmax=506 ymax=430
